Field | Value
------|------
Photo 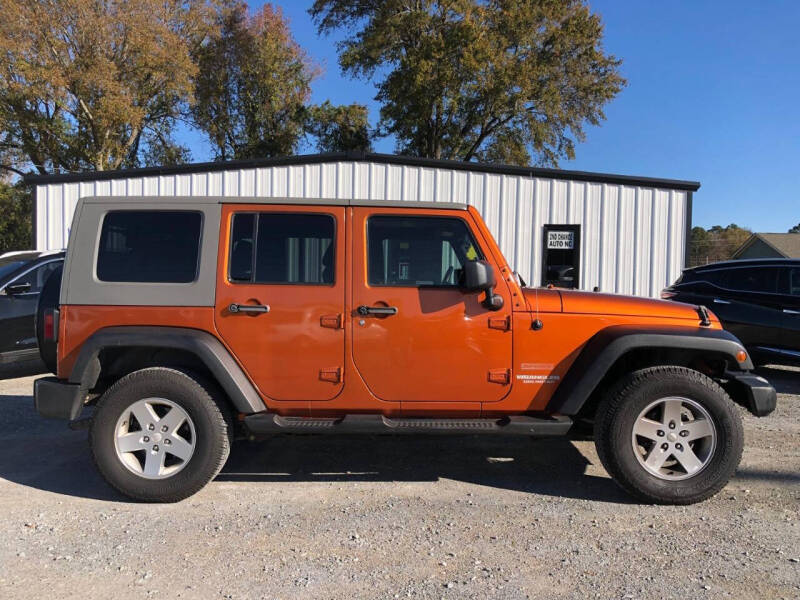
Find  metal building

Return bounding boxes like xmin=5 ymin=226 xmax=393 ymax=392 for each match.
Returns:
xmin=24 ymin=152 xmax=700 ymax=298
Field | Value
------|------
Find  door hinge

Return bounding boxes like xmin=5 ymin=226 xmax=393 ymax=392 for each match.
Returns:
xmin=320 ymin=314 xmax=343 ymax=329
xmin=488 ymin=368 xmax=511 ymax=384
xmin=319 ymin=367 xmax=342 ymax=383
xmin=488 ymin=315 xmax=511 ymax=331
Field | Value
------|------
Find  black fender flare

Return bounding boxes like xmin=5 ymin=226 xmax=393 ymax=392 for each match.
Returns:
xmin=546 ymin=325 xmax=753 ymax=415
xmin=67 ymin=326 xmax=265 ymax=414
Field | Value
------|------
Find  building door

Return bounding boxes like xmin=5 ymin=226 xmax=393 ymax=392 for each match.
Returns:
xmin=351 ymin=208 xmax=513 ymax=403
xmin=541 ymin=224 xmax=581 ymax=288
xmin=215 ymin=205 xmax=346 ymax=402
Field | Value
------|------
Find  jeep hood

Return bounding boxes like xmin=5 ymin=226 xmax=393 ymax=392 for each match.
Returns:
xmin=522 ymin=288 xmax=704 ymax=320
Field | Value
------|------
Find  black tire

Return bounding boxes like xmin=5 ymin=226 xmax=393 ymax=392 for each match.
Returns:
xmin=90 ymin=367 xmax=232 ymax=502
xmin=594 ymin=366 xmax=743 ymax=505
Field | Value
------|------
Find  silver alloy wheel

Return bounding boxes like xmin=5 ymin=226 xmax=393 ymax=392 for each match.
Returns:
xmin=114 ymin=397 xmax=196 ymax=480
xmin=631 ymin=396 xmax=717 ymax=481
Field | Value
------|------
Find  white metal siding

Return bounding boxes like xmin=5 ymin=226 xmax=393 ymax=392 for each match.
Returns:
xmin=35 ymin=160 xmax=689 ymax=298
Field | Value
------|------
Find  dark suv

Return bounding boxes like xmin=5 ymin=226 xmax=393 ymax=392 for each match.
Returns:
xmin=663 ymin=259 xmax=800 ymax=366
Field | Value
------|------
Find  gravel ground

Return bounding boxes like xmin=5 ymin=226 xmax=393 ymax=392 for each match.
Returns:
xmin=0 ymin=368 xmax=798 ymax=600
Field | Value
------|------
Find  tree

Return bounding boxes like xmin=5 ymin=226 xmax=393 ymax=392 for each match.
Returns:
xmin=193 ymin=3 xmax=316 ymax=161
xmin=689 ymin=224 xmax=752 ymax=266
xmin=0 ymin=182 xmax=32 ymax=253
xmin=306 ymin=101 xmax=371 ymax=153
xmin=789 ymin=223 xmax=800 ymax=234
xmin=310 ymin=0 xmax=625 ymax=166
xmin=0 ymin=0 xmax=213 ymax=175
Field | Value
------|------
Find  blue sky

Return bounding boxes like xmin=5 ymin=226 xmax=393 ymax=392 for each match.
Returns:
xmin=184 ymin=1 xmax=800 ymax=232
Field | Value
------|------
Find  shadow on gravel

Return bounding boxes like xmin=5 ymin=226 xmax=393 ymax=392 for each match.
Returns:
xmin=0 ymin=386 xmax=628 ymax=503
xmin=218 ymin=435 xmax=633 ymax=504
xmin=0 ymin=390 xmax=125 ymax=502
xmin=734 ymin=467 xmax=800 ymax=484
xmin=754 ymin=366 xmax=800 ymax=395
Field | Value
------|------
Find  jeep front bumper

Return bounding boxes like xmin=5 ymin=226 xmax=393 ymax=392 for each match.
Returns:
xmin=724 ymin=372 xmax=777 ymax=417
xmin=34 ymin=377 xmax=84 ymax=420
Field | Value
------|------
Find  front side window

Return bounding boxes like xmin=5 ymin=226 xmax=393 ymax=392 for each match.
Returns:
xmin=229 ymin=213 xmax=335 ymax=285
xmin=97 ymin=211 xmax=202 ymax=283
xmin=367 ymin=216 xmax=483 ymax=287
xmin=9 ymin=260 xmax=61 ymax=294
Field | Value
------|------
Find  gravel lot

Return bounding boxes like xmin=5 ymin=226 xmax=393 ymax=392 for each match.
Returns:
xmin=0 ymin=368 xmax=798 ymax=600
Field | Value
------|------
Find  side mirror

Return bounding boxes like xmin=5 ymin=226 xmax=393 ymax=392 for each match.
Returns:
xmin=460 ymin=260 xmax=504 ymax=311
xmin=461 ymin=260 xmax=495 ymax=292
xmin=4 ymin=282 xmax=32 ymax=296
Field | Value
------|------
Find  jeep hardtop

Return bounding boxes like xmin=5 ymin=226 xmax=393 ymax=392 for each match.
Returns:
xmin=33 ymin=196 xmax=776 ymax=503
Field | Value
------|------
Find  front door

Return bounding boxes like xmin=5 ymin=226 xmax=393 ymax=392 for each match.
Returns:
xmin=215 ymin=205 xmax=346 ymax=402
xmin=351 ymin=208 xmax=513 ymax=403
xmin=0 ymin=259 xmax=62 ymax=355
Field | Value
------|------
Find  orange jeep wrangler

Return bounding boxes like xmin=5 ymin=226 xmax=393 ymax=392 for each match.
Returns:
xmin=33 ymin=197 xmax=775 ymax=503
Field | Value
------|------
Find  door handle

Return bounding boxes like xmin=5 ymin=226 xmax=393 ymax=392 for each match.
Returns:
xmin=783 ymin=308 xmax=800 ymax=315
xmin=357 ymin=305 xmax=398 ymax=316
xmin=713 ymin=298 xmax=731 ymax=305
xmin=228 ymin=303 xmax=270 ymax=314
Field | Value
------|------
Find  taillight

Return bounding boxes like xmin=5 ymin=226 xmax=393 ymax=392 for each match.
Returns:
xmin=661 ymin=290 xmax=677 ymax=299
xmin=43 ymin=309 xmax=55 ymax=341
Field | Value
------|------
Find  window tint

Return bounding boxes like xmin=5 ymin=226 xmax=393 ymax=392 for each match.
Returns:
xmin=97 ymin=211 xmax=202 ymax=283
xmin=367 ymin=216 xmax=483 ymax=287
xmin=722 ymin=267 xmax=779 ymax=293
xmin=229 ymin=213 xmax=335 ymax=285
xmin=789 ymin=268 xmax=800 ymax=296
xmin=12 ymin=260 xmax=61 ymax=294
xmin=0 ymin=260 xmax=27 ymax=281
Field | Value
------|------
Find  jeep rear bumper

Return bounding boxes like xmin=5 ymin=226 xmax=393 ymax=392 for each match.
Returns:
xmin=34 ymin=377 xmax=84 ymax=420
xmin=724 ymin=372 xmax=777 ymax=417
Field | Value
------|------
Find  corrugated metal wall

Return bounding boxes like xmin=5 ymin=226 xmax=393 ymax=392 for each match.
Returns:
xmin=35 ymin=160 xmax=688 ymax=297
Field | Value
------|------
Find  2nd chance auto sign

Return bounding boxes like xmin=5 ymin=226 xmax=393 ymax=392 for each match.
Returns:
xmin=547 ymin=230 xmax=575 ymax=250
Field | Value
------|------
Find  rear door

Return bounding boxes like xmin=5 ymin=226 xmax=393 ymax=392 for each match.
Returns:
xmin=780 ymin=266 xmax=800 ymax=354
xmin=350 ymin=207 xmax=513 ymax=404
xmin=214 ymin=205 xmax=346 ymax=401
xmin=711 ymin=266 xmax=784 ymax=348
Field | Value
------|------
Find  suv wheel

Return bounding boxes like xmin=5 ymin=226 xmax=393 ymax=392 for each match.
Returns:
xmin=595 ymin=366 xmax=743 ymax=505
xmin=90 ymin=368 xmax=232 ymax=502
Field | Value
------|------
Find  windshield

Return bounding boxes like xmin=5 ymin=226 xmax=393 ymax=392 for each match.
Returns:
xmin=0 ymin=259 xmax=28 ymax=280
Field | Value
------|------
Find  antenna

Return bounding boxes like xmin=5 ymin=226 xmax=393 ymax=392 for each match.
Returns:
xmin=532 ymin=283 xmax=544 ymax=331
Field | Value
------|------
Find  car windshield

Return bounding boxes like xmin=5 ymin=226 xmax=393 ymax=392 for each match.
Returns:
xmin=0 ymin=259 xmax=29 ymax=280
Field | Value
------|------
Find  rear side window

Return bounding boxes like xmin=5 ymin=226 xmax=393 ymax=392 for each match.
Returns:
xmin=97 ymin=211 xmax=202 ymax=283
xmin=367 ymin=216 xmax=483 ymax=287
xmin=788 ymin=268 xmax=800 ymax=296
xmin=726 ymin=267 xmax=779 ymax=293
xmin=229 ymin=213 xmax=335 ymax=285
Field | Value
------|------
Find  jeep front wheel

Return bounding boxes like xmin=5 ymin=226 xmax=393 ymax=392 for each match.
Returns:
xmin=90 ymin=367 xmax=232 ymax=502
xmin=594 ymin=366 xmax=744 ymax=505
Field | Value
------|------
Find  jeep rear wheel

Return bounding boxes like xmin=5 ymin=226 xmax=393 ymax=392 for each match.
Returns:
xmin=595 ymin=366 xmax=744 ymax=505
xmin=90 ymin=368 xmax=232 ymax=502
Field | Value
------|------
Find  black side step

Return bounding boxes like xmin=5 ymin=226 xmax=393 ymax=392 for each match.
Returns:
xmin=244 ymin=414 xmax=572 ymax=437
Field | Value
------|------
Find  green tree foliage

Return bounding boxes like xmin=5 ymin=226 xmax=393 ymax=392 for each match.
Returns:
xmin=0 ymin=0 xmax=213 ymax=175
xmin=0 ymin=182 xmax=32 ymax=253
xmin=310 ymin=0 xmax=625 ymax=166
xmin=193 ymin=3 xmax=316 ymax=160
xmin=306 ymin=101 xmax=372 ymax=153
xmin=788 ymin=223 xmax=800 ymax=234
xmin=689 ymin=224 xmax=752 ymax=266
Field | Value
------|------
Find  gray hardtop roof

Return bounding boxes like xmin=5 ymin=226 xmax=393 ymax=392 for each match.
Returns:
xmin=78 ymin=196 xmax=469 ymax=210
